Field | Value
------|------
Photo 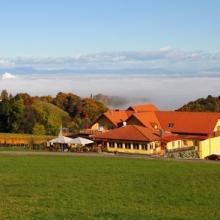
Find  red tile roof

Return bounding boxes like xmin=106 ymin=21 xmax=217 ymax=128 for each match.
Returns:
xmin=127 ymin=104 xmax=159 ymax=112
xmin=94 ymin=125 xmax=160 ymax=142
xmin=156 ymin=111 xmax=220 ymax=134
xmin=91 ymin=103 xmax=220 ymax=135
xmin=89 ymin=110 xmax=133 ymax=128
xmin=104 ymin=110 xmax=133 ymax=127
xmin=161 ymin=134 xmax=182 ymax=142
xmin=162 ymin=134 xmax=207 ymax=142
xmin=127 ymin=112 xmax=162 ymax=129
xmin=182 ymin=135 xmax=207 ymax=140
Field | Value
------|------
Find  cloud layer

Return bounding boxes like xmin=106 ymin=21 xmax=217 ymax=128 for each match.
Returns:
xmin=0 ymin=47 xmax=220 ymax=73
xmin=0 ymin=47 xmax=220 ymax=109
xmin=0 ymin=73 xmax=220 ymax=109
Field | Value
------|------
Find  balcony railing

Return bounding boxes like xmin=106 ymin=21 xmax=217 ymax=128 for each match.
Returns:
xmin=79 ymin=129 xmax=102 ymax=135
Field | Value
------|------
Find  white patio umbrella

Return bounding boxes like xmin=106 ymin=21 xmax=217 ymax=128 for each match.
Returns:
xmin=49 ymin=136 xmax=73 ymax=144
xmin=70 ymin=137 xmax=94 ymax=146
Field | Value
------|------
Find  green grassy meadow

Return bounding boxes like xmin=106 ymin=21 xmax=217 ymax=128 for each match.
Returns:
xmin=0 ymin=155 xmax=220 ymax=220
xmin=0 ymin=146 xmax=35 ymax=151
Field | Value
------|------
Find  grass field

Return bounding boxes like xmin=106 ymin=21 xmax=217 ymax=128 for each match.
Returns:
xmin=0 ymin=146 xmax=41 ymax=152
xmin=0 ymin=155 xmax=220 ymax=220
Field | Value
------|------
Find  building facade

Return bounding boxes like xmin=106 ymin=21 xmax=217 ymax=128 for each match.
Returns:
xmin=91 ymin=104 xmax=220 ymax=158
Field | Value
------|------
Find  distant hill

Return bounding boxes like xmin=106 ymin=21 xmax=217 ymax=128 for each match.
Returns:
xmin=177 ymin=95 xmax=220 ymax=112
xmin=93 ymin=94 xmax=129 ymax=108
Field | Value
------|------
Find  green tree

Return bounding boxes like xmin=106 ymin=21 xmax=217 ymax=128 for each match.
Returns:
xmin=177 ymin=95 xmax=220 ymax=112
xmin=52 ymin=92 xmax=81 ymax=118
xmin=0 ymin=99 xmax=10 ymax=132
xmin=0 ymin=91 xmax=108 ymax=135
xmin=33 ymin=100 xmax=69 ymax=135
xmin=78 ymin=98 xmax=107 ymax=122
xmin=8 ymin=97 xmax=25 ymax=132
xmin=0 ymin=90 xmax=10 ymax=101
xmin=15 ymin=93 xmax=34 ymax=105
xmin=32 ymin=123 xmax=46 ymax=135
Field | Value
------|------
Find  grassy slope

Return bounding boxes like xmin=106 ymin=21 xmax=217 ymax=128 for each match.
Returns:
xmin=0 ymin=156 xmax=220 ymax=220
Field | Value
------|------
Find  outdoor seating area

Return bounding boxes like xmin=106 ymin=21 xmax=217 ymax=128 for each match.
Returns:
xmin=48 ymin=135 xmax=94 ymax=152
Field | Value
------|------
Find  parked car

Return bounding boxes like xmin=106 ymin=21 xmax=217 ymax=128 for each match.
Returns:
xmin=205 ymin=154 xmax=220 ymax=160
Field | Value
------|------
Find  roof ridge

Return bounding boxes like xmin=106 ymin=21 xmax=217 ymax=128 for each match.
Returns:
xmin=133 ymin=125 xmax=153 ymax=141
xmin=103 ymin=112 xmax=118 ymax=126
xmin=131 ymin=113 xmax=148 ymax=127
xmin=133 ymin=112 xmax=162 ymax=128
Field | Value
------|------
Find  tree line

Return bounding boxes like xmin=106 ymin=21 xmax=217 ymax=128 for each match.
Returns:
xmin=177 ymin=95 xmax=220 ymax=112
xmin=0 ymin=90 xmax=107 ymax=135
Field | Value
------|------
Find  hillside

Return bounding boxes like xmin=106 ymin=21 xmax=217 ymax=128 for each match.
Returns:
xmin=177 ymin=95 xmax=220 ymax=112
xmin=0 ymin=90 xmax=107 ymax=135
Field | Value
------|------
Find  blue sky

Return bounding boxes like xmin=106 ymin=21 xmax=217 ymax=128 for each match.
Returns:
xmin=0 ymin=0 xmax=220 ymax=57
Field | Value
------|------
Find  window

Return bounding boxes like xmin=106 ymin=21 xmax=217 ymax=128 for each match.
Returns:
xmin=125 ymin=143 xmax=131 ymax=149
xmin=167 ymin=123 xmax=174 ymax=128
xmin=172 ymin=142 xmax=175 ymax=148
xmin=150 ymin=143 xmax=154 ymax=150
xmin=117 ymin=142 xmax=123 ymax=148
xmin=109 ymin=142 xmax=115 ymax=148
xmin=133 ymin=143 xmax=139 ymax=150
xmin=178 ymin=141 xmax=181 ymax=148
xmin=194 ymin=140 xmax=199 ymax=146
xmin=108 ymin=125 xmax=114 ymax=130
xmin=183 ymin=140 xmax=187 ymax=146
xmin=142 ymin=144 xmax=148 ymax=150
xmin=99 ymin=126 xmax=104 ymax=131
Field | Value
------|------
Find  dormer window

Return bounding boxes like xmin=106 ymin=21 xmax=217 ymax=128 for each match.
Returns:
xmin=99 ymin=126 xmax=104 ymax=131
xmin=167 ymin=123 xmax=174 ymax=128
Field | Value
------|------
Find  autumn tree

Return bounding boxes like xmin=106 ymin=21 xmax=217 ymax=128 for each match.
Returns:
xmin=52 ymin=92 xmax=80 ymax=118
xmin=0 ymin=91 xmax=108 ymax=134
xmin=0 ymin=90 xmax=10 ymax=101
xmin=8 ymin=97 xmax=25 ymax=132
xmin=177 ymin=95 xmax=220 ymax=112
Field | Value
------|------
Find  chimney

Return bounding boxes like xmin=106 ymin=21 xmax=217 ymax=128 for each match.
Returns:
xmin=154 ymin=129 xmax=165 ymax=137
xmin=122 ymin=121 xmax=127 ymax=127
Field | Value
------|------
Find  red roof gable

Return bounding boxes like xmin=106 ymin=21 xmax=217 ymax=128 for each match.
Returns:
xmin=127 ymin=104 xmax=159 ymax=112
xmin=156 ymin=111 xmax=220 ymax=134
xmin=94 ymin=125 xmax=160 ymax=142
xmin=103 ymin=110 xmax=133 ymax=127
xmin=127 ymin=112 xmax=162 ymax=129
xmin=89 ymin=110 xmax=133 ymax=128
